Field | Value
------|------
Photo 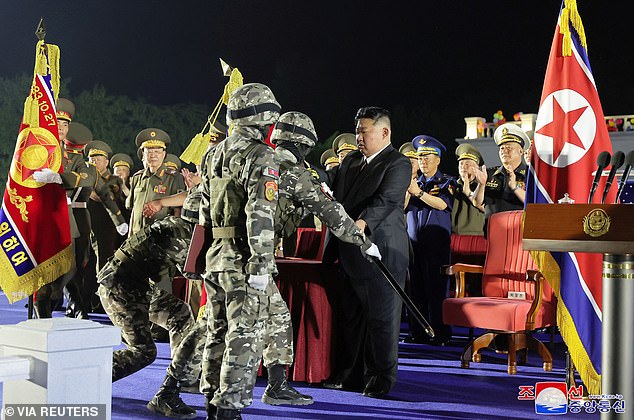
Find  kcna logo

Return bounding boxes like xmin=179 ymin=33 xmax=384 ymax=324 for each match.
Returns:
xmin=534 ymin=89 xmax=597 ymax=169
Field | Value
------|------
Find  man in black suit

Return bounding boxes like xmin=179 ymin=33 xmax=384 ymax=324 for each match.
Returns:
xmin=324 ymin=107 xmax=411 ymax=398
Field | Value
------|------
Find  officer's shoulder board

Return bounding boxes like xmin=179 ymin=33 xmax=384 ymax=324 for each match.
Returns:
xmin=164 ymin=167 xmax=178 ymax=176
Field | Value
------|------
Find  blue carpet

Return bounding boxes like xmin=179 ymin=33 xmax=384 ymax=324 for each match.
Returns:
xmin=0 ymin=292 xmax=598 ymax=419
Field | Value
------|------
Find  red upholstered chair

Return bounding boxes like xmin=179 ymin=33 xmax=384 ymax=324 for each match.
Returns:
xmin=442 ymin=210 xmax=556 ymax=374
xmin=449 ymin=234 xmax=487 ymax=297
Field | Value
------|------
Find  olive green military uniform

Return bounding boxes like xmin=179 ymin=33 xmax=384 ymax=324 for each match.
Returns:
xmin=126 ymin=129 xmax=186 ymax=297
xmin=452 ymin=144 xmax=485 ymax=236
xmin=110 ymin=153 xmax=134 ymax=248
xmin=34 ymin=114 xmax=97 ymax=318
xmin=127 ymin=164 xmax=186 ymax=235
xmin=85 ymin=141 xmax=128 ymax=270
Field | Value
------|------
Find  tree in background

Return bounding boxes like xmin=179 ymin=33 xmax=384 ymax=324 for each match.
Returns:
xmin=0 ymin=75 xmax=209 ymax=191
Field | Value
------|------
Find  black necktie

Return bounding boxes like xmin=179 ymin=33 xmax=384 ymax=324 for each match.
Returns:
xmin=359 ymin=158 xmax=367 ymax=172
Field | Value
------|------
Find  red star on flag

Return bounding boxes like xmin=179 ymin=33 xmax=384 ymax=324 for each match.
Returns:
xmin=14 ymin=130 xmax=58 ymax=181
xmin=536 ymin=97 xmax=588 ymax=162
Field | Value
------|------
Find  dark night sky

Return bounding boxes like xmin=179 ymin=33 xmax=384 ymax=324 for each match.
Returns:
xmin=2 ymin=1 xmax=634 ymax=150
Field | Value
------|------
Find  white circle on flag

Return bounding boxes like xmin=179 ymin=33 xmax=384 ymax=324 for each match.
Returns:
xmin=534 ymin=88 xmax=596 ymax=168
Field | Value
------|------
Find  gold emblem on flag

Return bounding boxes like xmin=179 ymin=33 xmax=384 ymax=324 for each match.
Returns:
xmin=583 ymin=209 xmax=610 ymax=237
xmin=10 ymin=127 xmax=62 ymax=188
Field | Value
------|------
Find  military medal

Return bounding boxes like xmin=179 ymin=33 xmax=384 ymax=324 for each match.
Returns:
xmin=153 ymin=184 xmax=167 ymax=194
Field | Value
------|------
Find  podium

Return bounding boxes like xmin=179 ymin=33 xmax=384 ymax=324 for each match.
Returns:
xmin=523 ymin=203 xmax=634 ymax=419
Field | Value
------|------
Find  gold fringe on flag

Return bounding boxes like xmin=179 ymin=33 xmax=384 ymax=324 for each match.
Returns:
xmin=0 ymin=244 xmax=73 ymax=304
xmin=23 ymin=39 xmax=61 ymax=128
xmin=560 ymin=0 xmax=587 ymax=57
xmin=180 ymin=64 xmax=243 ymax=165
xmin=530 ymin=249 xmax=601 ymax=394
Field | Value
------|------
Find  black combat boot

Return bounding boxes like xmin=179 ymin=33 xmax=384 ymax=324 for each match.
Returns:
xmin=214 ymin=408 xmax=241 ymax=420
xmin=261 ymin=364 xmax=314 ymax=406
xmin=147 ymin=374 xmax=197 ymax=419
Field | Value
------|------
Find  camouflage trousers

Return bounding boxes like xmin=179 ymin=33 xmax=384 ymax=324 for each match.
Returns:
xmin=199 ymin=272 xmax=293 ymax=410
xmin=168 ymin=279 xmax=293 ymax=387
xmin=97 ymin=216 xmax=195 ymax=381
xmin=98 ymin=282 xmax=193 ymax=381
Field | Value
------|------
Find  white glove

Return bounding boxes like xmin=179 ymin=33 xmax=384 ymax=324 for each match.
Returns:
xmin=364 ymin=243 xmax=382 ymax=260
xmin=116 ymin=223 xmax=129 ymax=236
xmin=247 ymin=274 xmax=270 ymax=291
xmin=33 ymin=168 xmax=62 ymax=184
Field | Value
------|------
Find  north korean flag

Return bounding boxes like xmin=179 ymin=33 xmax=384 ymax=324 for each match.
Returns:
xmin=525 ymin=1 xmax=611 ymax=395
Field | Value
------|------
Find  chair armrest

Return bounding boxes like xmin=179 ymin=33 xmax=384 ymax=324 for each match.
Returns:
xmin=443 ymin=263 xmax=484 ymax=276
xmin=442 ymin=263 xmax=484 ymax=298
xmin=525 ymin=269 xmax=545 ymax=330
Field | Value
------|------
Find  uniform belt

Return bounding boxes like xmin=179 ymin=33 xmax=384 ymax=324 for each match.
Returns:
xmin=212 ymin=226 xmax=244 ymax=239
xmin=70 ymin=202 xmax=87 ymax=209
xmin=181 ymin=209 xmax=199 ymax=222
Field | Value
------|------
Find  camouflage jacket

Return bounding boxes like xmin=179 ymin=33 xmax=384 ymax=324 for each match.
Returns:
xmin=200 ymin=126 xmax=279 ymax=275
xmin=275 ymin=147 xmax=371 ymax=250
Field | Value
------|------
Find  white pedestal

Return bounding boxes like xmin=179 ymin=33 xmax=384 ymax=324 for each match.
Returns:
xmin=0 ymin=318 xmax=120 ymax=419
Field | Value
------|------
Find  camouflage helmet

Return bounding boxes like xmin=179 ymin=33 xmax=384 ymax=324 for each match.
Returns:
xmin=270 ymin=111 xmax=318 ymax=147
xmin=226 ymin=83 xmax=281 ymax=127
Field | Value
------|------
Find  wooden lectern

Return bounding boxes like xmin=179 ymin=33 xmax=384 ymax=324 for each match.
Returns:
xmin=524 ymin=203 xmax=634 ymax=419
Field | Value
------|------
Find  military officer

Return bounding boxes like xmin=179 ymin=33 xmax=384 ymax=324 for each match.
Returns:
xmin=84 ymin=141 xmax=129 ymax=268
xmin=127 ymin=128 xmax=186 ymax=303
xmin=472 ymin=123 xmax=529 ymax=235
xmin=110 ymin=153 xmax=134 ymax=243
xmin=399 ymin=142 xmax=421 ymax=208
xmin=404 ymin=135 xmax=454 ymax=345
xmin=320 ymin=149 xmax=339 ymax=171
xmin=332 ymin=132 xmax=358 ymax=163
xmin=32 ymin=99 xmax=95 ymax=319
xmin=452 ymin=143 xmax=485 ymax=235
xmin=127 ymin=128 xmax=186 ymax=235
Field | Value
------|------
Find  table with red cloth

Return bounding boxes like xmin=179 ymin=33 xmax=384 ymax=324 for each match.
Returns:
xmin=274 ymin=257 xmax=337 ymax=383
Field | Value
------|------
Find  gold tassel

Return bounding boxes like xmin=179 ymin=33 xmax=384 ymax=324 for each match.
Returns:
xmin=561 ymin=0 xmax=587 ymax=57
xmin=34 ymin=40 xmax=47 ymax=77
xmin=22 ymin=95 xmax=40 ymax=128
xmin=46 ymin=44 xmax=61 ymax=102
xmin=221 ymin=68 xmax=244 ymax=105
xmin=181 ymin=63 xmax=243 ymax=165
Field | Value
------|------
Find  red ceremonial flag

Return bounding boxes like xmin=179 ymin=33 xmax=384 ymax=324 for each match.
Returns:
xmin=0 ymin=26 xmax=72 ymax=303
xmin=526 ymin=0 xmax=612 ymax=394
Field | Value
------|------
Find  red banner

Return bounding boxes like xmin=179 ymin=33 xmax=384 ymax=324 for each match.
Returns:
xmin=0 ymin=42 xmax=72 ymax=304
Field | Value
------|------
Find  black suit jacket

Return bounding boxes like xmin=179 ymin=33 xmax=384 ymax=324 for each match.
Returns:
xmin=325 ymin=145 xmax=410 ymax=278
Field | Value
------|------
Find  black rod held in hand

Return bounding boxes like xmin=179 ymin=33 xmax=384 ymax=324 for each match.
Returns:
xmin=371 ymin=256 xmax=435 ymax=338
xmin=601 ymin=151 xmax=625 ymax=204
xmin=615 ymin=150 xmax=634 ymax=203
xmin=588 ymin=151 xmax=611 ymax=203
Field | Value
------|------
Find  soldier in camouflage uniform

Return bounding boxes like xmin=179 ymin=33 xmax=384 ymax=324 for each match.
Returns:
xmin=198 ymin=83 xmax=281 ymax=420
xmin=96 ymin=181 xmax=199 ymax=382
xmin=32 ymin=99 xmax=96 ymax=319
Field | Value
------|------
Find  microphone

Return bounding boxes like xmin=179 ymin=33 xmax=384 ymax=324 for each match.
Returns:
xmin=601 ymin=151 xmax=625 ymax=204
xmin=615 ymin=150 xmax=634 ymax=203
xmin=588 ymin=151 xmax=611 ymax=203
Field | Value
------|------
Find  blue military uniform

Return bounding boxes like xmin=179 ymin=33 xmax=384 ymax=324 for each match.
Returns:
xmin=405 ymin=135 xmax=454 ymax=342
